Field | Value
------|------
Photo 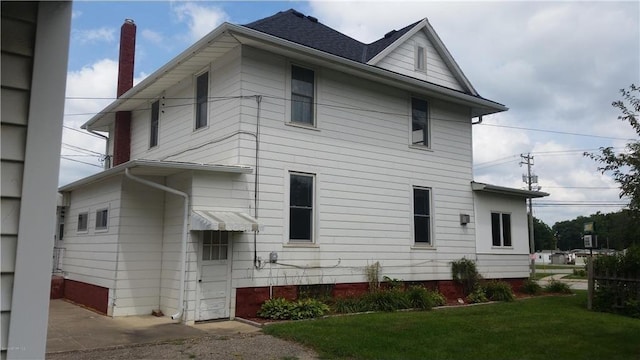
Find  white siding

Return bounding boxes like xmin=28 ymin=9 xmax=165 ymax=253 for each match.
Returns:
xmin=62 ymin=177 xmax=122 ymax=290
xmin=1 ymin=2 xmax=71 ymax=359
xmin=159 ymin=173 xmax=197 ymax=322
xmin=375 ymin=30 xmax=464 ymax=91
xmin=111 ymin=177 xmax=165 ymax=316
xmin=129 ymin=46 xmax=243 ymax=166
xmin=473 ymin=191 xmax=530 ymax=278
xmin=228 ymin=46 xmax=476 ymax=291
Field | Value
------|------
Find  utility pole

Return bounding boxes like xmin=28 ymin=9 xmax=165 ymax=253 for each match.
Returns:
xmin=521 ymin=153 xmax=538 ymax=278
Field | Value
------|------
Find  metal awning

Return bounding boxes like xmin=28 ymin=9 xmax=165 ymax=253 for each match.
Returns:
xmin=191 ymin=210 xmax=259 ymax=232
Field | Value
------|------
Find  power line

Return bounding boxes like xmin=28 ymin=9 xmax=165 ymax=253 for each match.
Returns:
xmin=60 ymin=156 xmax=103 ymax=168
xmin=479 ymin=123 xmax=633 ymax=141
xmin=63 ymin=125 xmax=105 ymax=139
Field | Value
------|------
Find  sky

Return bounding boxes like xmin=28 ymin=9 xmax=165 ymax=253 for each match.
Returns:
xmin=61 ymin=1 xmax=640 ymax=226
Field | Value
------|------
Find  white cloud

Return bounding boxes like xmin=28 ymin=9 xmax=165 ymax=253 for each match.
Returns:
xmin=73 ymin=27 xmax=116 ymax=44
xmin=72 ymin=10 xmax=82 ymax=19
xmin=141 ymin=28 xmax=164 ymax=45
xmin=172 ymin=2 xmax=229 ymax=41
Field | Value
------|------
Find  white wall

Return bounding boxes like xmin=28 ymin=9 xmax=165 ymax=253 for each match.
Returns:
xmin=1 ymin=2 xmax=72 ymax=359
xmin=375 ymin=29 xmax=464 ymax=91
xmin=474 ymin=191 xmax=530 ymax=278
xmin=112 ymin=177 xmax=165 ymax=316
xmin=62 ymin=177 xmax=122 ymax=291
xmin=129 ymin=46 xmax=243 ymax=166
xmin=229 ymin=45 xmax=477 ymax=290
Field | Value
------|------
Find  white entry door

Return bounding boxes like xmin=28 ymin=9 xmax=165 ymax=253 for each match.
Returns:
xmin=196 ymin=231 xmax=231 ymax=321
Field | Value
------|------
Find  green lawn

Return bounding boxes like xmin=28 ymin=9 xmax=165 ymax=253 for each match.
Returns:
xmin=531 ymin=272 xmax=557 ymax=280
xmin=263 ymin=292 xmax=640 ymax=360
xmin=535 ymin=264 xmax=580 ymax=270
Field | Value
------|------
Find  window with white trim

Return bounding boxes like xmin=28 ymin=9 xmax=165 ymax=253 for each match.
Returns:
xmin=491 ymin=212 xmax=512 ymax=247
xmin=77 ymin=212 xmax=88 ymax=232
xmin=289 ymin=172 xmax=314 ymax=242
xmin=290 ymin=65 xmax=315 ymax=126
xmin=413 ymin=187 xmax=432 ymax=244
xmin=415 ymin=45 xmax=426 ymax=71
xmin=95 ymin=208 xmax=108 ymax=230
xmin=150 ymin=100 xmax=159 ymax=147
xmin=195 ymin=71 xmax=209 ymax=129
xmin=411 ymin=97 xmax=429 ymax=147
xmin=202 ymin=231 xmax=228 ymax=261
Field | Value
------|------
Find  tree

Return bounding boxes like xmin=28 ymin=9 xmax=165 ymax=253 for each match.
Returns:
xmin=533 ymin=217 xmax=554 ymax=251
xmin=586 ymin=84 xmax=640 ymax=213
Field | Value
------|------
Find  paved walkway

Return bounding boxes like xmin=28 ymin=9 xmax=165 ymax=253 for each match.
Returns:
xmin=47 ymin=299 xmax=260 ymax=354
xmin=537 ymin=274 xmax=588 ymax=291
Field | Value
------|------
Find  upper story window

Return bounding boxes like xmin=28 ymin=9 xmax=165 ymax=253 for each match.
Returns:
xmin=77 ymin=212 xmax=88 ymax=232
xmin=413 ymin=187 xmax=432 ymax=245
xmin=415 ymin=45 xmax=426 ymax=71
xmin=289 ymin=172 xmax=314 ymax=242
xmin=411 ymin=97 xmax=429 ymax=147
xmin=291 ymin=65 xmax=315 ymax=126
xmin=150 ymin=100 xmax=159 ymax=148
xmin=491 ymin=212 xmax=512 ymax=247
xmin=195 ymin=71 xmax=209 ymax=129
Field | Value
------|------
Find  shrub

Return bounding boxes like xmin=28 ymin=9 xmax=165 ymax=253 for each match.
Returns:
xmin=573 ymin=268 xmax=587 ymax=277
xmin=544 ymin=279 xmax=572 ymax=294
xmin=258 ymin=297 xmax=329 ymax=320
xmin=466 ymin=286 xmax=488 ymax=304
xmin=451 ymin=258 xmax=482 ymax=295
xmin=258 ymin=298 xmax=294 ymax=320
xmin=289 ymin=298 xmax=330 ymax=320
xmin=484 ymin=281 xmax=515 ymax=302
xmin=521 ymin=279 xmax=542 ymax=295
xmin=407 ymin=285 xmax=446 ymax=310
xmin=366 ymin=288 xmax=411 ymax=311
xmin=332 ymin=296 xmax=369 ymax=314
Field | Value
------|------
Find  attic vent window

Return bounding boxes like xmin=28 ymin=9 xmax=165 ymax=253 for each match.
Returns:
xmin=307 ymin=16 xmax=318 ymax=23
xmin=384 ymin=30 xmax=397 ymax=38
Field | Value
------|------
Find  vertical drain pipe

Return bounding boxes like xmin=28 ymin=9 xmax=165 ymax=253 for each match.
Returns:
xmin=124 ymin=168 xmax=189 ymax=321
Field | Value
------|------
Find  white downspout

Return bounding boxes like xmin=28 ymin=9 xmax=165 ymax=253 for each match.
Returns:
xmin=124 ymin=168 xmax=189 ymax=321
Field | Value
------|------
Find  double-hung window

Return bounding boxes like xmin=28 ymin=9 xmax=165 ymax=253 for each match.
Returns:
xmin=195 ymin=72 xmax=209 ymax=129
xmin=491 ymin=212 xmax=512 ymax=247
xmin=411 ymin=97 xmax=429 ymax=147
xmin=95 ymin=208 xmax=108 ymax=230
xmin=413 ymin=187 xmax=432 ymax=245
xmin=77 ymin=212 xmax=88 ymax=232
xmin=289 ymin=172 xmax=314 ymax=242
xmin=291 ymin=65 xmax=315 ymax=126
xmin=150 ymin=100 xmax=159 ymax=147
xmin=202 ymin=231 xmax=228 ymax=261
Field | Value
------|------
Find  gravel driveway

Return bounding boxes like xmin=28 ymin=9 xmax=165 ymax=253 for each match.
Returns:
xmin=46 ymin=332 xmax=318 ymax=360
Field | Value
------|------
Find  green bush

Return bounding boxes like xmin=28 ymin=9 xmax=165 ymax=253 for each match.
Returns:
xmin=451 ymin=258 xmax=482 ymax=296
xmin=366 ymin=288 xmax=411 ymax=311
xmin=258 ymin=297 xmax=329 ymax=320
xmin=544 ymin=279 xmax=572 ymax=294
xmin=521 ymin=279 xmax=542 ymax=295
xmin=484 ymin=281 xmax=515 ymax=302
xmin=466 ymin=286 xmax=488 ymax=304
xmin=573 ymin=268 xmax=587 ymax=277
xmin=332 ymin=296 xmax=369 ymax=314
xmin=407 ymin=285 xmax=446 ymax=310
xmin=593 ymin=246 xmax=640 ymax=317
xmin=258 ymin=298 xmax=294 ymax=320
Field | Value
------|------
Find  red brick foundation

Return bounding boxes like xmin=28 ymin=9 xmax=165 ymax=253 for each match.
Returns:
xmin=234 ymin=278 xmax=527 ymax=318
xmin=64 ymin=279 xmax=109 ymax=315
xmin=50 ymin=275 xmax=65 ymax=299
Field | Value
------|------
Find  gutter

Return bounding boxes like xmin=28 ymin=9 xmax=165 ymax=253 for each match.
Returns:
xmin=124 ymin=168 xmax=189 ymax=321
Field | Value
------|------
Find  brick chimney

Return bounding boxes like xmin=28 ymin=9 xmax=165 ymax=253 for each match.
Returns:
xmin=113 ymin=19 xmax=136 ymax=166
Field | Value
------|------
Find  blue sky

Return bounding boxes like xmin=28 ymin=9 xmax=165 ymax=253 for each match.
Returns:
xmin=61 ymin=1 xmax=640 ymax=226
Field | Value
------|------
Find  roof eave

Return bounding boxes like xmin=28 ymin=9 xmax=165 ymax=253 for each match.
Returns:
xmin=59 ymin=159 xmax=253 ymax=192
xmin=471 ymin=181 xmax=549 ymax=198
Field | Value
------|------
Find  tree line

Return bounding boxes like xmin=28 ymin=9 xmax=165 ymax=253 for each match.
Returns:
xmin=534 ymin=210 xmax=640 ymax=251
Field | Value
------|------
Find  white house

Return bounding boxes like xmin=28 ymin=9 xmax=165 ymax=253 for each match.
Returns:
xmin=1 ymin=2 xmax=72 ymax=358
xmin=58 ymin=9 xmax=547 ymax=323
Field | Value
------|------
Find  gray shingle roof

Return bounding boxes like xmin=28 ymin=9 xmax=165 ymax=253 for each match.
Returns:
xmin=244 ymin=9 xmax=419 ymax=63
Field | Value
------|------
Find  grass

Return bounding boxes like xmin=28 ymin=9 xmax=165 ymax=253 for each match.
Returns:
xmin=263 ymin=292 xmax=640 ymax=360
xmin=535 ymin=264 xmax=580 ymax=270
xmin=563 ymin=273 xmax=587 ymax=280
